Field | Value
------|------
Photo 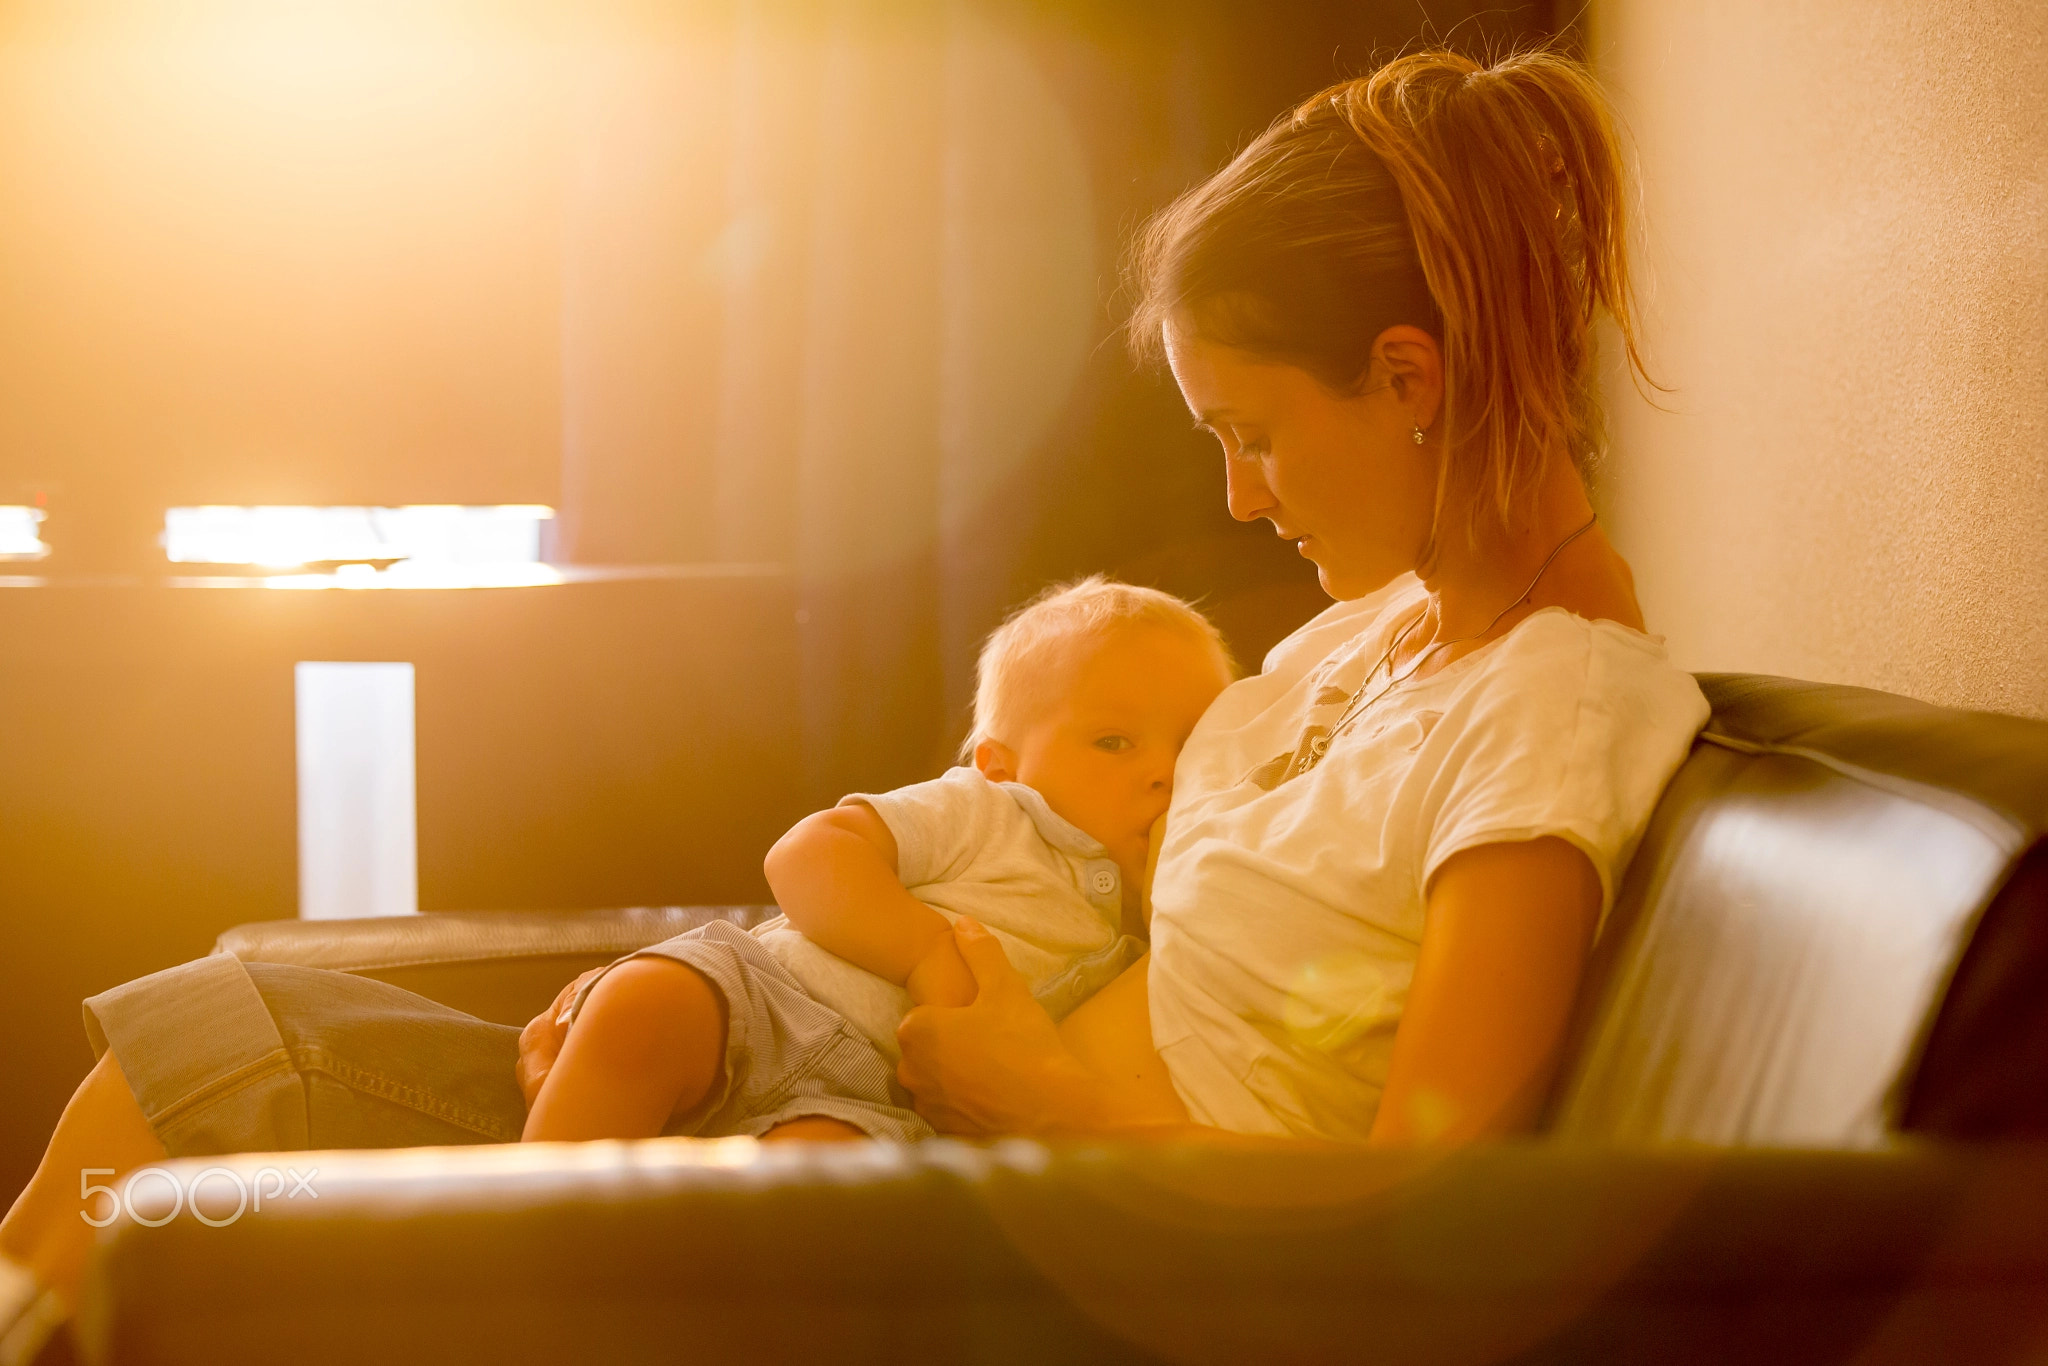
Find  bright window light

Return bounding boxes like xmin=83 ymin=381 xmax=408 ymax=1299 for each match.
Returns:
xmin=296 ymin=662 xmax=417 ymax=920
xmin=164 ymin=505 xmax=554 ymax=568
xmin=0 ymin=506 xmax=49 ymax=559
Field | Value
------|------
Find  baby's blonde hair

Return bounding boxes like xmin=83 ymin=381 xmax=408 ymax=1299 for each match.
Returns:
xmin=961 ymin=576 xmax=1235 ymax=761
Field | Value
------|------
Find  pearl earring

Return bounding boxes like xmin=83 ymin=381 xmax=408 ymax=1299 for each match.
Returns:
xmin=1411 ymin=423 xmax=1426 ymax=446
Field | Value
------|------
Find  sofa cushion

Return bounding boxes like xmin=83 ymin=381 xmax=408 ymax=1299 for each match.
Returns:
xmin=1900 ymin=838 xmax=2048 ymax=1137
xmin=1548 ymin=675 xmax=2048 ymax=1146
xmin=81 ymin=1139 xmax=2048 ymax=1366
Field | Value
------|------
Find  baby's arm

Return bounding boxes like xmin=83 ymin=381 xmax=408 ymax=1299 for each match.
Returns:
xmin=764 ymin=805 xmax=977 ymax=1007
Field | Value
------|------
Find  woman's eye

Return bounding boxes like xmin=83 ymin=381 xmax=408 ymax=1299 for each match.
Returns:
xmin=1094 ymin=736 xmax=1134 ymax=753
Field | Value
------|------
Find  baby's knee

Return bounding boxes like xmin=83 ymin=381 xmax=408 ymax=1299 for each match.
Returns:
xmin=574 ymin=958 xmax=723 ymax=1060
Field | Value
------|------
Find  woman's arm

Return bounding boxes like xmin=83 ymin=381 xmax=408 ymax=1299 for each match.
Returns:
xmin=763 ymin=806 xmax=976 ymax=1006
xmin=1369 ymin=835 xmax=1599 ymax=1143
xmin=896 ymin=836 xmax=1600 ymax=1144
xmin=897 ymin=935 xmax=1325 ymax=1148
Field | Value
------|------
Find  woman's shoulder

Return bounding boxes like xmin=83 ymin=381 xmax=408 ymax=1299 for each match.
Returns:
xmin=1452 ymin=607 xmax=1708 ymax=733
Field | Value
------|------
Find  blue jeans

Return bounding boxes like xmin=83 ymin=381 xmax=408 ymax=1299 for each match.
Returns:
xmin=85 ymin=956 xmax=528 ymax=1156
xmin=82 ymin=927 xmax=933 ymax=1156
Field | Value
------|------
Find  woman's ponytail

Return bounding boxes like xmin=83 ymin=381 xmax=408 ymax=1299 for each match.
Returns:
xmin=1128 ymin=47 xmax=1651 ymax=549
xmin=1337 ymin=50 xmax=1650 ymax=540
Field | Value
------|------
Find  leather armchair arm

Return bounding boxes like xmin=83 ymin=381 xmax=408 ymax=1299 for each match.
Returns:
xmin=213 ymin=907 xmax=776 ymax=1025
xmin=81 ymin=1139 xmax=2048 ymax=1366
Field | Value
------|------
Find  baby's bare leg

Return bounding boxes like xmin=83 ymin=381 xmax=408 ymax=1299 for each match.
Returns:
xmin=2 ymin=1052 xmax=168 ymax=1310
xmin=759 ymin=1117 xmax=865 ymax=1142
xmin=521 ymin=958 xmax=725 ymax=1142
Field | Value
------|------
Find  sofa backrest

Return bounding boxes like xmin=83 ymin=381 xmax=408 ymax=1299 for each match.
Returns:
xmin=1547 ymin=674 xmax=2048 ymax=1146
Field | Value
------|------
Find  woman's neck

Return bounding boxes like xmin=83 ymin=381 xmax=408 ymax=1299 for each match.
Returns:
xmin=1412 ymin=458 xmax=1640 ymax=652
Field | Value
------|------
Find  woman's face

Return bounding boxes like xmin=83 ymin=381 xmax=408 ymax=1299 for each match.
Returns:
xmin=1163 ymin=314 xmax=1440 ymax=600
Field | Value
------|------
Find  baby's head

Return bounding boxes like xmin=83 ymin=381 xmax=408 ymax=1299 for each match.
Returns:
xmin=965 ymin=577 xmax=1235 ymax=878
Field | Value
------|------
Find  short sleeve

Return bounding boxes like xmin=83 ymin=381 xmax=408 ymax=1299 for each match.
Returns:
xmin=839 ymin=766 xmax=1017 ymax=888
xmin=1418 ymin=616 xmax=1710 ymax=915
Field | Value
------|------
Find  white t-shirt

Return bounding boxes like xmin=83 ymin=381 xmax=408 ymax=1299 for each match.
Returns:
xmin=753 ymin=767 xmax=1142 ymax=1059
xmin=1148 ymin=577 xmax=1711 ymax=1140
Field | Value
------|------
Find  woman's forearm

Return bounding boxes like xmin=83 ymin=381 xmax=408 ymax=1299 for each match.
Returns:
xmin=960 ymin=1043 xmax=1342 ymax=1148
xmin=1016 ymin=1048 xmax=1178 ymax=1137
xmin=898 ymin=924 xmax=1371 ymax=1149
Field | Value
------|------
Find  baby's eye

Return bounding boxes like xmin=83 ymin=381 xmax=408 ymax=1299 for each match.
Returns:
xmin=1093 ymin=735 xmax=1134 ymax=753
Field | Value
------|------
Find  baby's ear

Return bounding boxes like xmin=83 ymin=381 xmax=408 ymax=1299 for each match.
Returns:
xmin=973 ymin=740 xmax=1017 ymax=785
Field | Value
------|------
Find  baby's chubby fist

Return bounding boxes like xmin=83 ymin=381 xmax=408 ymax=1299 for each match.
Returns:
xmin=904 ymin=927 xmax=980 ymax=1009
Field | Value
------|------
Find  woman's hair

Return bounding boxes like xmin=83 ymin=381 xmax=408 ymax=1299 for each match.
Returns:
xmin=1126 ymin=48 xmax=1651 ymax=551
xmin=962 ymin=576 xmax=1235 ymax=761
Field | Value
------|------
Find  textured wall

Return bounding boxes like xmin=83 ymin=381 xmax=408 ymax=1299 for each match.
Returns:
xmin=1588 ymin=0 xmax=2048 ymax=718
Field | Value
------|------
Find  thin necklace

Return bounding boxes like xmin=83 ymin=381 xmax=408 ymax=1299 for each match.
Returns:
xmin=1301 ymin=512 xmax=1599 ymax=772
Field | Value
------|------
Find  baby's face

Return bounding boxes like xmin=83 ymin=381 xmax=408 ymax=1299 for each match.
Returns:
xmin=988 ymin=626 xmax=1232 ymax=879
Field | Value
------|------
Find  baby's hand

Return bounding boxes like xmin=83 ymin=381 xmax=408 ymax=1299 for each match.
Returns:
xmin=517 ymin=967 xmax=602 ymax=1111
xmin=905 ymin=930 xmax=979 ymax=1009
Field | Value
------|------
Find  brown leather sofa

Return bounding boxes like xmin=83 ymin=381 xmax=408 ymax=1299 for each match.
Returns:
xmin=73 ymin=675 xmax=2048 ymax=1365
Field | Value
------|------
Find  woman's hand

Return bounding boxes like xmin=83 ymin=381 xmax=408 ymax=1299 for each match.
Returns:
xmin=895 ymin=919 xmax=1091 ymax=1136
xmin=517 ymin=967 xmax=604 ymax=1111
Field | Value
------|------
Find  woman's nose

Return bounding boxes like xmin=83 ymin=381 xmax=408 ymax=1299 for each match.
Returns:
xmin=1223 ymin=455 xmax=1275 ymax=524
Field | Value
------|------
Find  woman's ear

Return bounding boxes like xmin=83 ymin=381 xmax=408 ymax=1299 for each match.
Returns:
xmin=973 ymin=740 xmax=1018 ymax=785
xmin=1371 ymin=324 xmax=1444 ymax=432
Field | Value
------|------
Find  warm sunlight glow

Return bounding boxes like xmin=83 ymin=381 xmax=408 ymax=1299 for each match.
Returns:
xmin=0 ymin=506 xmax=47 ymax=559
xmin=165 ymin=505 xmax=555 ymax=568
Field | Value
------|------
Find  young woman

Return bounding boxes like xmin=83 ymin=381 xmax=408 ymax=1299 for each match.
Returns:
xmin=2 ymin=47 xmax=1708 ymax=1352
xmin=886 ymin=48 xmax=1708 ymax=1143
